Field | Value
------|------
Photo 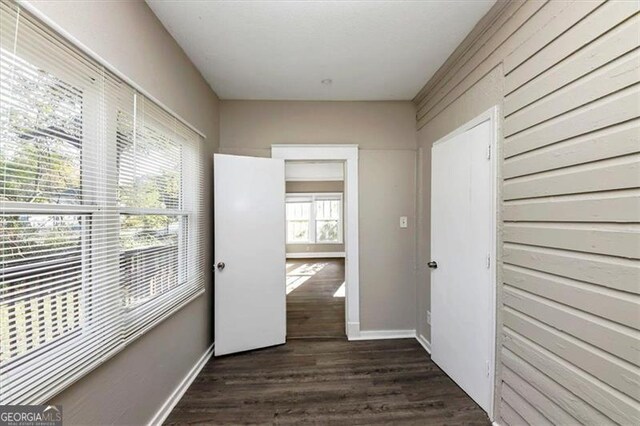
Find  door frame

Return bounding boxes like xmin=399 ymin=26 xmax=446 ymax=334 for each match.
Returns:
xmin=431 ymin=106 xmax=499 ymax=420
xmin=271 ymin=144 xmax=360 ymax=340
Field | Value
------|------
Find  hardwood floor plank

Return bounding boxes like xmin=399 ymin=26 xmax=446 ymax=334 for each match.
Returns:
xmin=165 ymin=339 xmax=490 ymax=425
xmin=286 ymin=259 xmax=345 ymax=339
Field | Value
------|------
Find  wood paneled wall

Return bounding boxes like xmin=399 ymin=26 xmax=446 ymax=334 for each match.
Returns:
xmin=414 ymin=1 xmax=640 ymax=424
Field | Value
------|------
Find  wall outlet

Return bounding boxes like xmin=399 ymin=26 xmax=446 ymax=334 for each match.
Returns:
xmin=427 ymin=310 xmax=431 ymax=325
xmin=400 ymin=216 xmax=408 ymax=228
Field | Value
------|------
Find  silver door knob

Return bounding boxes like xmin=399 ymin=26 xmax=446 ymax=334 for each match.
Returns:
xmin=428 ymin=261 xmax=438 ymax=269
xmin=217 ymin=262 xmax=226 ymax=270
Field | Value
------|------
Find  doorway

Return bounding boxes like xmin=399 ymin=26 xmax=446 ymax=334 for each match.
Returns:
xmin=283 ymin=161 xmax=347 ymax=338
xmin=272 ymin=145 xmax=360 ymax=339
xmin=430 ymin=107 xmax=498 ymax=418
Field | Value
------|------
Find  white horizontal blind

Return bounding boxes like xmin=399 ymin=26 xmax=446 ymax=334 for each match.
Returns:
xmin=119 ymin=95 xmax=204 ymax=341
xmin=0 ymin=0 xmax=204 ymax=404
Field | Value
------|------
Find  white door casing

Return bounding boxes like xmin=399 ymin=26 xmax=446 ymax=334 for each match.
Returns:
xmin=214 ymin=154 xmax=286 ymax=356
xmin=271 ymin=145 xmax=360 ymax=339
xmin=430 ymin=107 xmax=497 ymax=417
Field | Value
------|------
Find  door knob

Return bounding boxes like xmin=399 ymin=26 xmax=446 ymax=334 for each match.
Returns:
xmin=428 ymin=261 xmax=438 ymax=269
xmin=217 ymin=262 xmax=226 ymax=271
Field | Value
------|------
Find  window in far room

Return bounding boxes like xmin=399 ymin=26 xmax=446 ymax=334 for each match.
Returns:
xmin=285 ymin=193 xmax=342 ymax=244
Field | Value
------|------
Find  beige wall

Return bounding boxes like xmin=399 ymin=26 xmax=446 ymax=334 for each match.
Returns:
xmin=221 ymin=101 xmax=418 ymax=331
xmin=28 ymin=1 xmax=220 ymax=424
xmin=414 ymin=1 xmax=639 ymax=424
xmin=286 ymin=180 xmax=345 ymax=255
xmin=286 ymin=180 xmax=344 ymax=193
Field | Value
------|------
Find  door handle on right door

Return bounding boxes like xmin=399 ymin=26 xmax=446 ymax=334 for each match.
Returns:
xmin=428 ymin=261 xmax=438 ymax=269
xmin=217 ymin=261 xmax=226 ymax=271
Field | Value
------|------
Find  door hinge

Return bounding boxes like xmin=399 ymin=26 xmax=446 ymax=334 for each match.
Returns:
xmin=486 ymin=360 xmax=490 ymax=377
xmin=486 ymin=254 xmax=491 ymax=269
xmin=487 ymin=144 xmax=491 ymax=160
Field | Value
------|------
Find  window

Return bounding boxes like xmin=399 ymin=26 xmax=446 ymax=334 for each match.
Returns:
xmin=0 ymin=1 xmax=205 ymax=404
xmin=315 ymin=198 xmax=341 ymax=243
xmin=285 ymin=197 xmax=312 ymax=243
xmin=286 ymin=193 xmax=343 ymax=244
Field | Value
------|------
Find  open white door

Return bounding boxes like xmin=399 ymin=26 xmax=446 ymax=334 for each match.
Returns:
xmin=430 ymin=117 xmax=495 ymax=414
xmin=214 ymin=154 xmax=286 ymax=356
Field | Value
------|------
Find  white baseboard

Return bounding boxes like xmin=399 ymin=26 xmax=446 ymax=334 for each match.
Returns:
xmin=346 ymin=321 xmax=360 ymax=340
xmin=349 ymin=329 xmax=416 ymax=341
xmin=416 ymin=333 xmax=431 ymax=355
xmin=286 ymin=252 xmax=345 ymax=259
xmin=148 ymin=343 xmax=214 ymax=426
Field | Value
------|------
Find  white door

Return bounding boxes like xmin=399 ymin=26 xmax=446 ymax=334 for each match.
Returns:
xmin=430 ymin=119 xmax=494 ymax=413
xmin=214 ymin=154 xmax=286 ymax=356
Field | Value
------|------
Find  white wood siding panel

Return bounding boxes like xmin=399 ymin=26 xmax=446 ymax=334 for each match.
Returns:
xmin=504 ymin=286 xmax=640 ymax=366
xmin=504 ymin=264 xmax=640 ymax=327
xmin=505 ymin=3 xmax=640 ymax=95
xmin=500 ymin=400 xmax=528 ymax=426
xmin=504 ymin=85 xmax=640 ymax=158
xmin=503 ymin=120 xmax=640 ymax=178
xmin=503 ymin=328 xmax=640 ymax=425
xmin=503 ymin=193 xmax=640 ymax=223
xmin=502 ymin=383 xmax=554 ymax=426
xmin=503 ymin=1 xmax=605 ymax=73
xmin=502 ymin=367 xmax=579 ymax=425
xmin=503 ymin=156 xmax=640 ymax=200
xmin=502 ymin=349 xmax=614 ymax=425
xmin=504 ymin=52 xmax=640 ymax=136
xmin=504 ymin=307 xmax=640 ymax=398
xmin=503 ymin=223 xmax=640 ymax=259
xmin=503 ymin=244 xmax=640 ymax=294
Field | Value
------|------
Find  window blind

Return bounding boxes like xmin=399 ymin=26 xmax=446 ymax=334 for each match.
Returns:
xmin=0 ymin=0 xmax=205 ymax=404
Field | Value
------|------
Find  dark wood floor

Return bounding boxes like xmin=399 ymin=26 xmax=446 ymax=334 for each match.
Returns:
xmin=165 ymin=259 xmax=489 ymax=424
xmin=286 ymin=259 xmax=345 ymax=339
xmin=165 ymin=339 xmax=490 ymax=425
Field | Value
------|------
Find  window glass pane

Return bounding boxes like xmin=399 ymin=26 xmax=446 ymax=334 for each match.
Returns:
xmin=286 ymin=201 xmax=310 ymax=220
xmin=316 ymin=199 xmax=340 ymax=220
xmin=287 ymin=220 xmax=309 ymax=243
xmin=316 ymin=220 xmax=339 ymax=243
xmin=117 ymin=106 xmax=181 ymax=210
xmin=120 ymin=214 xmax=183 ymax=308
xmin=1 ymin=214 xmax=85 ymax=364
xmin=286 ymin=201 xmax=311 ymax=243
xmin=0 ymin=49 xmax=83 ymax=205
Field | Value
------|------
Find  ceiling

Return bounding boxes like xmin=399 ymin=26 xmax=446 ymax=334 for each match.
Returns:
xmin=146 ymin=1 xmax=495 ymax=101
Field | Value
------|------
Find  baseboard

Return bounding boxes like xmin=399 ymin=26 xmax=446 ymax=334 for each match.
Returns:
xmin=286 ymin=252 xmax=345 ymax=259
xmin=346 ymin=321 xmax=360 ymax=340
xmin=148 ymin=343 xmax=214 ymax=426
xmin=349 ymin=329 xmax=416 ymax=341
xmin=416 ymin=333 xmax=431 ymax=355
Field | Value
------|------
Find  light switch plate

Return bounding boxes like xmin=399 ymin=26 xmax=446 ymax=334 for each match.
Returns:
xmin=400 ymin=216 xmax=408 ymax=228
